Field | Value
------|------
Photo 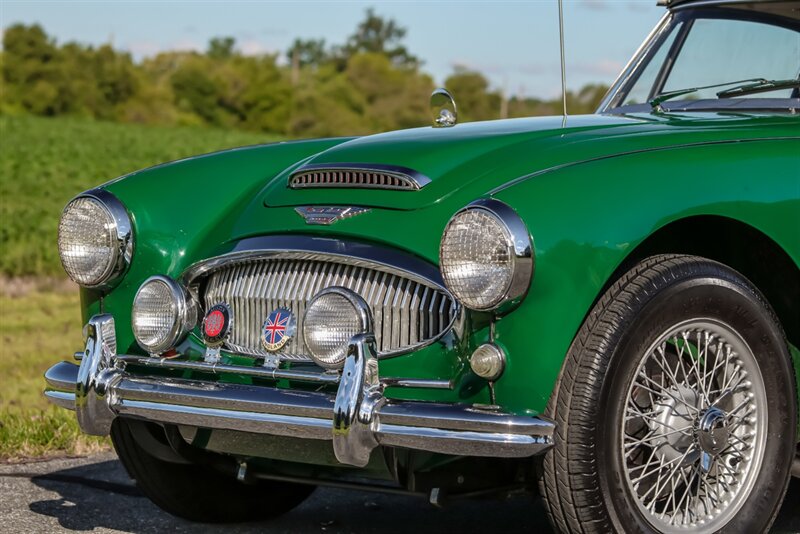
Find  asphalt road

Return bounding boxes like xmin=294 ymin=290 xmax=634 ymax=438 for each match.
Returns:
xmin=1 ymin=453 xmax=798 ymax=533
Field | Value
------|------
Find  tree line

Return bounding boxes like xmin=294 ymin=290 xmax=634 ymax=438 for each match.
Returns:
xmin=1 ymin=10 xmax=610 ymax=137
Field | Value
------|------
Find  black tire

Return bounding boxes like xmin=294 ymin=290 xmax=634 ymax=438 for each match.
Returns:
xmin=111 ymin=418 xmax=315 ymax=523
xmin=539 ymin=254 xmax=797 ymax=533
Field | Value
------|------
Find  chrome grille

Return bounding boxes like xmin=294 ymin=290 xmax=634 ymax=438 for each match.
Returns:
xmin=203 ymin=258 xmax=456 ymax=360
xmin=288 ymin=164 xmax=428 ymax=191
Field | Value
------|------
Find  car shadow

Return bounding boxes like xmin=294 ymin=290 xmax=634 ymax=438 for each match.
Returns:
xmin=26 ymin=457 xmax=800 ymax=533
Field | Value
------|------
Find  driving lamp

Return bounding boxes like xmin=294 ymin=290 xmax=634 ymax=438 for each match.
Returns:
xmin=439 ymin=199 xmax=533 ymax=312
xmin=132 ymin=275 xmax=196 ymax=355
xmin=303 ymin=287 xmax=371 ymax=369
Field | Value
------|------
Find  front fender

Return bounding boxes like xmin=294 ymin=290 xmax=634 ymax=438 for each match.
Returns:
xmin=489 ymin=138 xmax=799 ymax=414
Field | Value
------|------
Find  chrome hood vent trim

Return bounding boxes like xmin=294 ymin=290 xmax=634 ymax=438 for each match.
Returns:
xmin=288 ymin=163 xmax=431 ymax=191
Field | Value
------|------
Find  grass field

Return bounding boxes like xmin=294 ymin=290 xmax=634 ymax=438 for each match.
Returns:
xmin=0 ymin=280 xmax=108 ymax=460
xmin=0 ymin=115 xmax=274 ymax=277
xmin=0 ymin=115 xmax=278 ymax=460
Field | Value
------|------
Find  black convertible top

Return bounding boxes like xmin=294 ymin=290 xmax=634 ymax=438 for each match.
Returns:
xmin=658 ymin=0 xmax=795 ymax=8
xmin=657 ymin=0 xmax=800 ymax=20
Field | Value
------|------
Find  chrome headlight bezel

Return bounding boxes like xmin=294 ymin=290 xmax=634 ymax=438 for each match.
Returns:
xmin=439 ymin=198 xmax=533 ymax=313
xmin=57 ymin=189 xmax=134 ymax=290
xmin=302 ymin=287 xmax=372 ymax=370
xmin=131 ymin=275 xmax=197 ymax=355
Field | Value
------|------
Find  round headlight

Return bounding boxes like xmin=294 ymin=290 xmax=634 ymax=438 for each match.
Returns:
xmin=132 ymin=276 xmax=196 ymax=355
xmin=439 ymin=199 xmax=533 ymax=311
xmin=303 ymin=288 xmax=371 ymax=369
xmin=58 ymin=190 xmax=133 ymax=288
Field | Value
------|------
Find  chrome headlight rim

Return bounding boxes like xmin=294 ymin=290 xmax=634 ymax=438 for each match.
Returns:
xmin=58 ymin=188 xmax=134 ymax=290
xmin=132 ymin=275 xmax=197 ymax=355
xmin=439 ymin=198 xmax=534 ymax=313
xmin=302 ymin=287 xmax=372 ymax=370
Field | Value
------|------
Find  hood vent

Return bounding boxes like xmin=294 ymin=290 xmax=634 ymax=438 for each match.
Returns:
xmin=288 ymin=163 xmax=430 ymax=191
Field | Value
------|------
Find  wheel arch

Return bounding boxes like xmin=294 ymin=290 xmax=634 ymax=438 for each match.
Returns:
xmin=604 ymin=214 xmax=800 ymax=348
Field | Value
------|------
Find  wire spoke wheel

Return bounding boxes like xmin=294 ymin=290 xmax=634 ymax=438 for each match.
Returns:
xmin=621 ymin=318 xmax=767 ymax=533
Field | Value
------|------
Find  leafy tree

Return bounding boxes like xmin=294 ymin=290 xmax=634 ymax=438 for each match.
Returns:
xmin=337 ymin=8 xmax=419 ymax=68
xmin=170 ymin=58 xmax=220 ymax=125
xmin=444 ymin=67 xmax=501 ymax=122
xmin=286 ymin=38 xmax=328 ymax=69
xmin=208 ymin=37 xmax=236 ymax=60
xmin=0 ymin=22 xmax=612 ymax=135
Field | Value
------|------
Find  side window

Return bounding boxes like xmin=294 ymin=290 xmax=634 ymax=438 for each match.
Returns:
xmin=663 ymin=18 xmax=800 ymax=99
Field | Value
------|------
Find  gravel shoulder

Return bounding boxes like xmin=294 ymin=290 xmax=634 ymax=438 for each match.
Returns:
xmin=1 ymin=453 xmax=798 ymax=533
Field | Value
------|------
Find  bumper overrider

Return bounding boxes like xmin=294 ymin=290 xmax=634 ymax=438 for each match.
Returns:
xmin=45 ymin=314 xmax=554 ymax=467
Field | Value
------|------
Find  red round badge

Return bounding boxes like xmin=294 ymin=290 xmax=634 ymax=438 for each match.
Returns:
xmin=204 ymin=310 xmax=225 ymax=337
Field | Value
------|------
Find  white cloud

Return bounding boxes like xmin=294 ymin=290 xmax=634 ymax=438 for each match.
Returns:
xmin=238 ymin=38 xmax=271 ymax=56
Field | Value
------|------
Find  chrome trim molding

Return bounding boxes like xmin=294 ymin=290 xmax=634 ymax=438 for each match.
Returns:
xmin=63 ymin=189 xmax=135 ymax=290
xmin=132 ymin=275 xmax=197 ymax=356
xmin=288 ymin=163 xmax=431 ymax=191
xmin=45 ymin=315 xmax=554 ymax=464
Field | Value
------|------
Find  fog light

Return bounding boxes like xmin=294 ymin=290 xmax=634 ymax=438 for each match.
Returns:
xmin=303 ymin=287 xmax=371 ymax=369
xmin=470 ymin=343 xmax=505 ymax=381
xmin=132 ymin=275 xmax=196 ymax=355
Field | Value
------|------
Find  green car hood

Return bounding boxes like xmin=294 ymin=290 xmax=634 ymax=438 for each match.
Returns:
xmin=104 ymin=111 xmax=796 ymax=278
xmin=261 ymin=112 xmax=796 ymax=211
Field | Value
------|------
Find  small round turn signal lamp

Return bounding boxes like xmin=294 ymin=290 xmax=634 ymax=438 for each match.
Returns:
xmin=470 ymin=343 xmax=506 ymax=381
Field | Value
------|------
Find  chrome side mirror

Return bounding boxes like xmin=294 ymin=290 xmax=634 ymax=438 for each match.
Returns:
xmin=430 ymin=88 xmax=457 ymax=128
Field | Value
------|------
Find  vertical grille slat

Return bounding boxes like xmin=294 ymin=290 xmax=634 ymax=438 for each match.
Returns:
xmin=204 ymin=258 xmax=455 ymax=361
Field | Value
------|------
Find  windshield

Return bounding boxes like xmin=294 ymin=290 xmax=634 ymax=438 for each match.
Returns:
xmin=604 ymin=5 xmax=800 ymax=112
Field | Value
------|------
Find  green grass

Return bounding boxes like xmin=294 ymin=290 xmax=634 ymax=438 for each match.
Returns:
xmin=0 ymin=280 xmax=109 ymax=460
xmin=0 ymin=115 xmax=275 ymax=277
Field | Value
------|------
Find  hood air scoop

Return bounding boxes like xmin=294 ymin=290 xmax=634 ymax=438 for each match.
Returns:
xmin=288 ymin=163 xmax=431 ymax=191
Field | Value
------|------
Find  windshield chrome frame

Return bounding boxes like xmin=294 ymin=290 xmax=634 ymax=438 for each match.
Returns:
xmin=599 ymin=5 xmax=800 ymax=113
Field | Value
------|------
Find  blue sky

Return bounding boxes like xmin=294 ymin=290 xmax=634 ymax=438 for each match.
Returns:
xmin=1 ymin=1 xmax=664 ymax=98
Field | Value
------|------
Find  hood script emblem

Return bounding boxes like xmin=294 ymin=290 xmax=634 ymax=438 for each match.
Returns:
xmin=295 ymin=206 xmax=370 ymax=225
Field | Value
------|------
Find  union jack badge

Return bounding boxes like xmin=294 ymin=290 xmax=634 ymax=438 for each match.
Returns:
xmin=261 ymin=308 xmax=296 ymax=352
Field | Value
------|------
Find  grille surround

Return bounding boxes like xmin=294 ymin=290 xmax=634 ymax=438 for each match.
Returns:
xmin=288 ymin=163 xmax=431 ymax=191
xmin=184 ymin=238 xmax=458 ymax=362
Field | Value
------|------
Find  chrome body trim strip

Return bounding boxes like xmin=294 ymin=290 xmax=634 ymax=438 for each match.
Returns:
xmin=44 ymin=315 xmax=554 ymax=463
xmin=117 ymin=354 xmax=453 ymax=389
xmin=288 ymin=163 xmax=432 ymax=191
xmin=116 ymin=354 xmax=342 ymax=384
xmin=381 ymin=378 xmax=453 ymax=390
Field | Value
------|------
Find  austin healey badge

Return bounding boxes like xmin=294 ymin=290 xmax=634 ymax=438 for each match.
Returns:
xmin=261 ymin=308 xmax=296 ymax=352
xmin=295 ymin=206 xmax=370 ymax=225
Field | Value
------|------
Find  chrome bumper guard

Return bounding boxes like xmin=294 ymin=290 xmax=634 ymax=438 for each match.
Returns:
xmin=45 ymin=314 xmax=554 ymax=467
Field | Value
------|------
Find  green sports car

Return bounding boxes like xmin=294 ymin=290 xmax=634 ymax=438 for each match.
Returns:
xmin=45 ymin=0 xmax=799 ymax=531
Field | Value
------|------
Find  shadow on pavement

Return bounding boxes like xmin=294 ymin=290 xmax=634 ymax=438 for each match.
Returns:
xmin=25 ymin=457 xmax=800 ymax=533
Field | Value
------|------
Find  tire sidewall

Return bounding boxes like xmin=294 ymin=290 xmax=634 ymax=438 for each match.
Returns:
xmin=597 ymin=273 xmax=796 ymax=533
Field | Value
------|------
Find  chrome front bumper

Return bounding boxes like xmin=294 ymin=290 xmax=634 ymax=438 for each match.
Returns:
xmin=44 ymin=314 xmax=554 ymax=467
